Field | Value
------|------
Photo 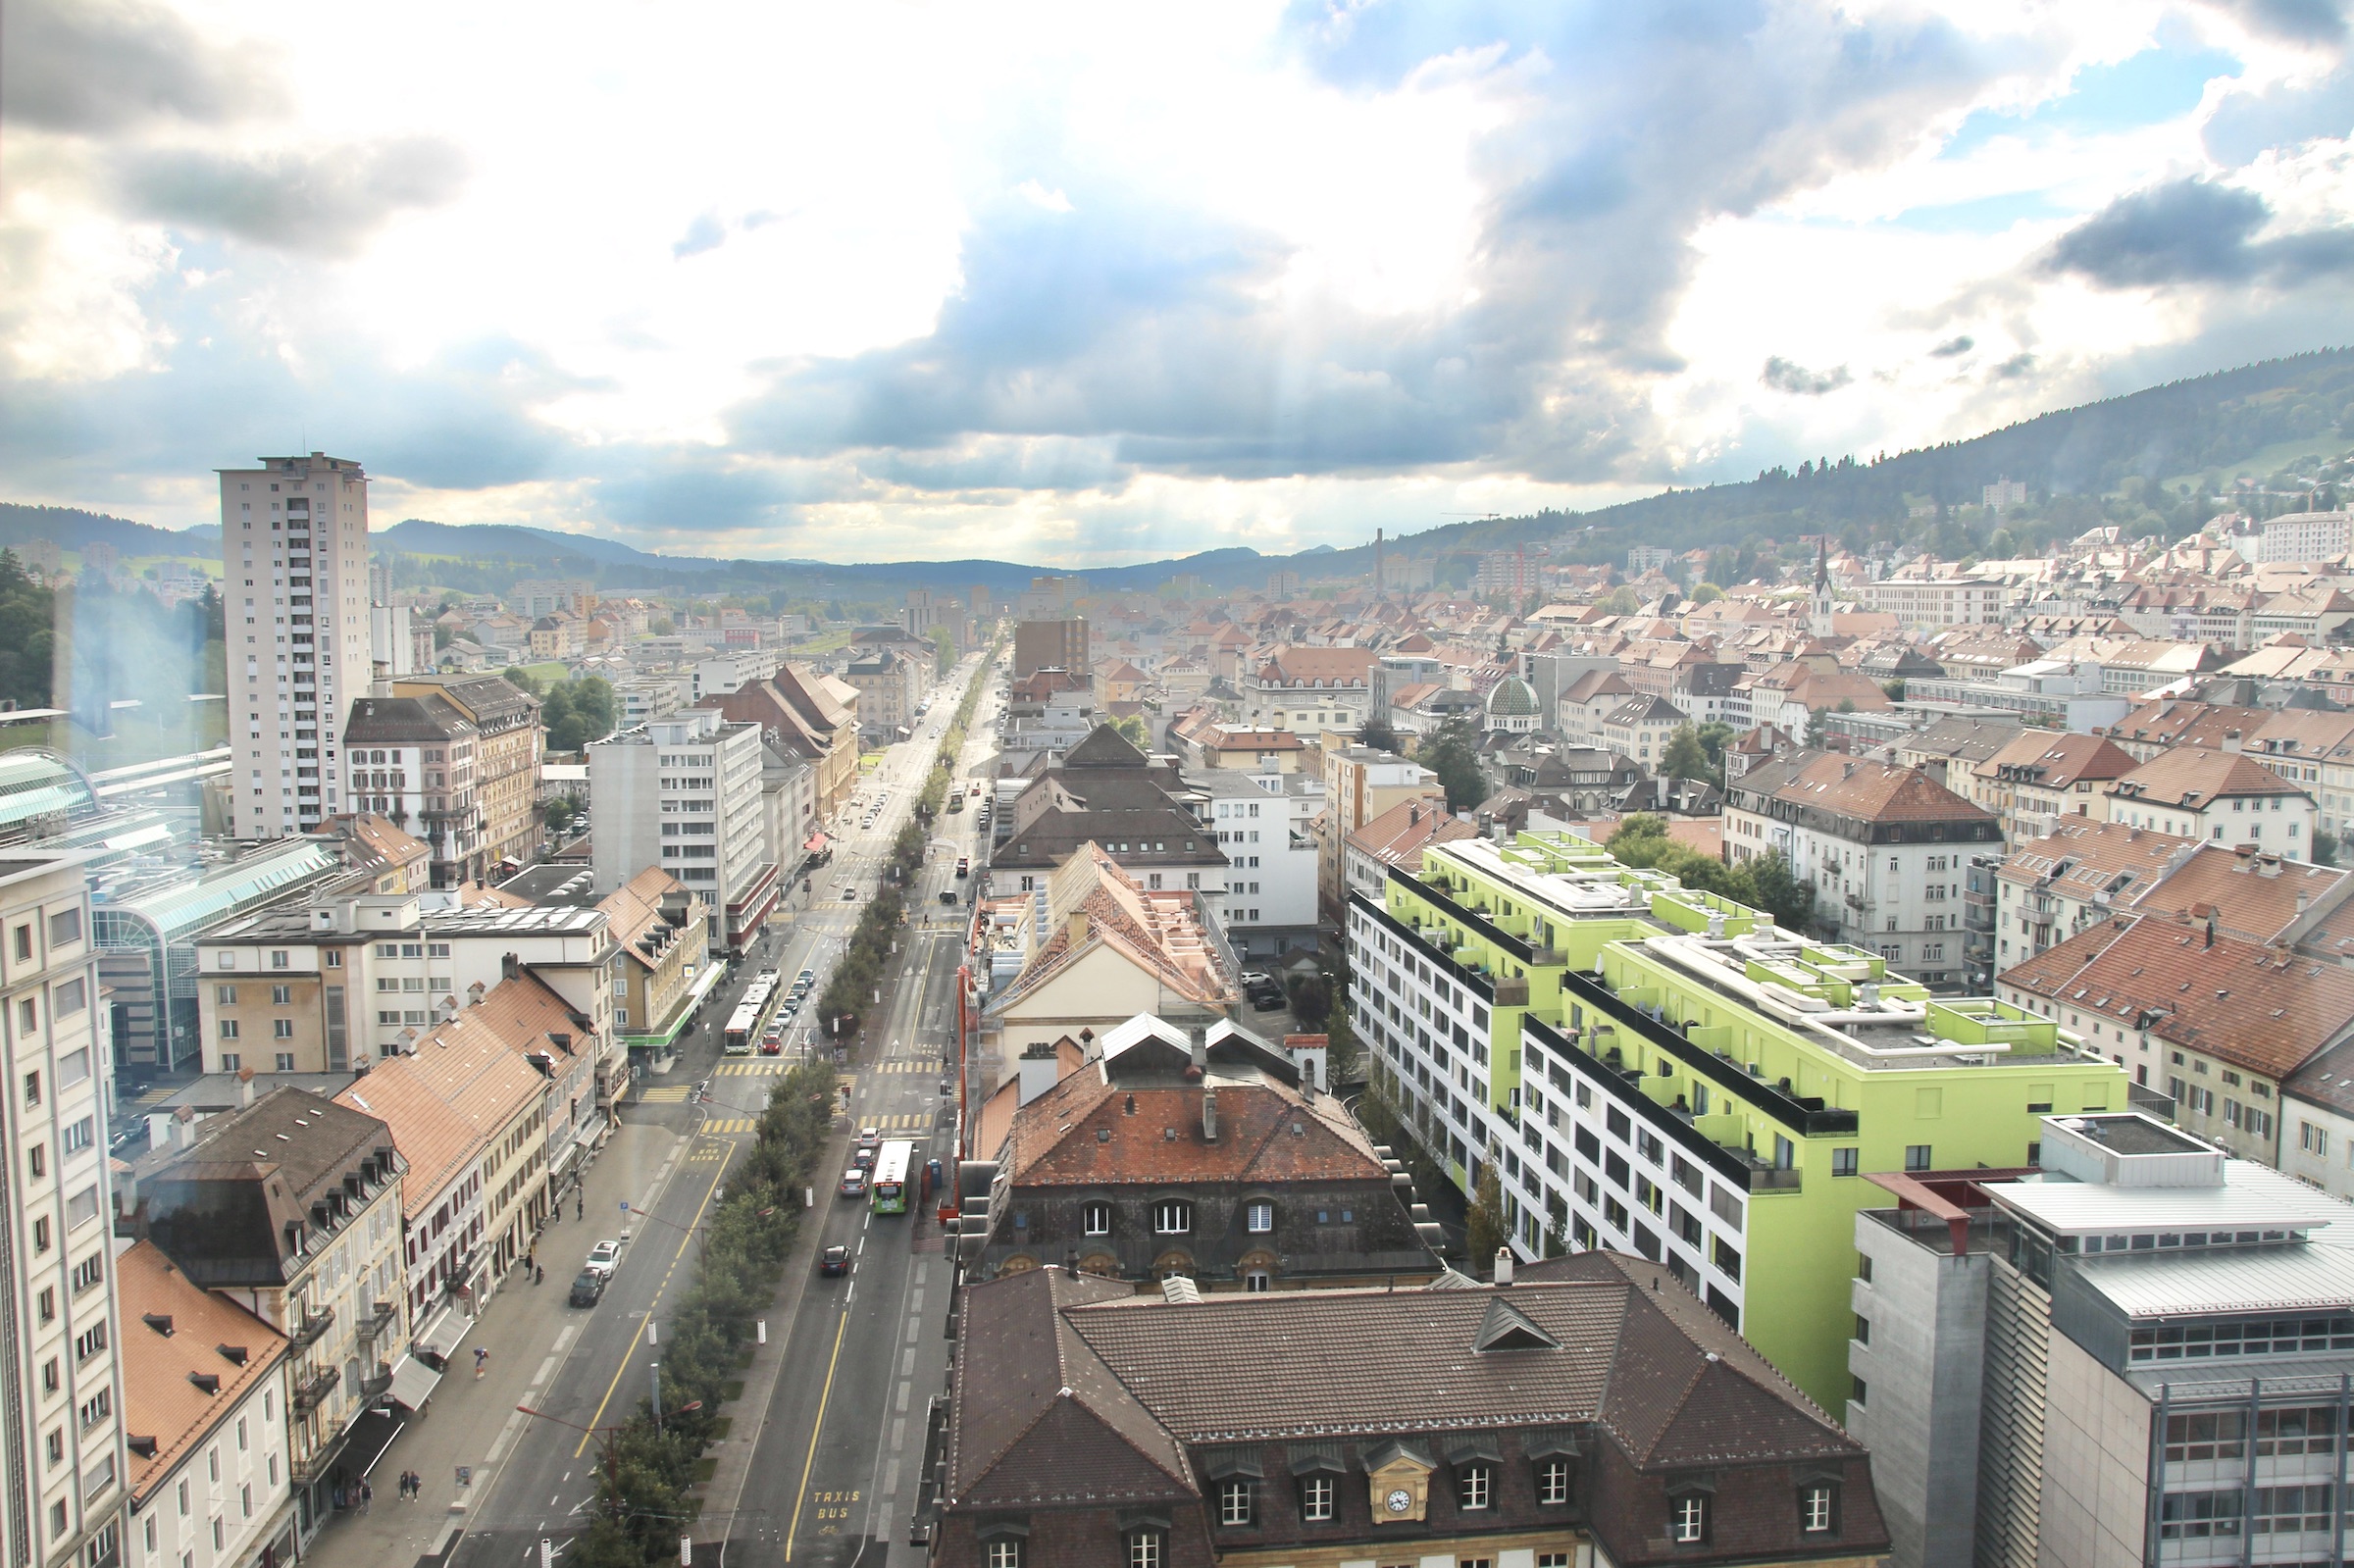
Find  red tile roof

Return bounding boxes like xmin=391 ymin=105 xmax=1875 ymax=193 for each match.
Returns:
xmin=117 ymin=1240 xmax=290 ymax=1504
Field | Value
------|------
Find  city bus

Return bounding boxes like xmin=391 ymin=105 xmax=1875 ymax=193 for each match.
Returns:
xmin=870 ymin=1139 xmax=915 ymax=1214
xmin=721 ymin=972 xmax=781 ymax=1056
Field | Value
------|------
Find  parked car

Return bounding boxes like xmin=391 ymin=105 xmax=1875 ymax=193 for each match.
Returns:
xmin=795 ymin=968 xmax=816 ymax=990
xmin=760 ymin=1029 xmax=784 ymax=1055
xmin=585 ymin=1239 xmax=621 ymax=1276
xmin=1248 ymin=982 xmax=1286 ymax=1010
xmin=857 ymin=1126 xmax=883 ymax=1148
xmin=819 ymin=1244 xmax=850 ymax=1277
xmin=569 ymin=1270 xmax=606 ymax=1307
xmin=838 ymin=1168 xmax=869 ymax=1199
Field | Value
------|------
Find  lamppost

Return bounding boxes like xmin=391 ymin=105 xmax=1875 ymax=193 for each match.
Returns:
xmin=513 ymin=1399 xmax=703 ymax=1522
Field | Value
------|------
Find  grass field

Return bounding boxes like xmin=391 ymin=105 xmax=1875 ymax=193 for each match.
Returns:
xmin=2155 ymin=435 xmax=2354 ymax=496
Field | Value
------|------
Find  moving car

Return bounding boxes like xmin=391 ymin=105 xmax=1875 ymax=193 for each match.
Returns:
xmin=818 ymin=1244 xmax=850 ymax=1277
xmin=760 ymin=1027 xmax=784 ymax=1055
xmin=569 ymin=1269 xmax=606 ymax=1307
xmin=838 ymin=1168 xmax=869 ymax=1199
xmin=585 ymin=1239 xmax=621 ymax=1276
xmin=853 ymin=1143 xmax=878 ymax=1170
xmin=841 ymin=885 xmax=858 ymax=900
xmin=954 ymin=857 xmax=969 ymax=878
xmin=856 ymin=1126 xmax=882 ymax=1148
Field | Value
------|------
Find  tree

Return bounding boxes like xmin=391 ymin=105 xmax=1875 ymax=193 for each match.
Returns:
xmin=1596 ymin=585 xmax=1641 ymax=616
xmin=1692 ymin=582 xmax=1725 ymax=604
xmin=1356 ymin=716 xmax=1403 ymax=754
xmin=1112 ymin=713 xmax=1151 ymax=749
xmin=1881 ymin=680 xmax=1907 ymax=701
xmin=0 ymin=551 xmax=56 ymax=710
xmin=1286 ymin=971 xmax=1331 ymax=1030
xmin=1696 ymin=720 xmax=1735 ymax=774
xmin=649 ymin=617 xmax=675 ymax=636
xmin=1660 ymin=723 xmax=1711 ymax=782
xmin=502 ymin=665 xmax=544 ymax=698
xmin=1418 ymin=716 xmax=1488 ymax=814
xmin=2316 ymin=830 xmax=2341 ymax=868
xmin=931 ymin=627 xmax=955 ymax=678
xmin=545 ymin=794 xmax=585 ymax=837
xmin=1464 ymin=1161 xmax=1508 ymax=1274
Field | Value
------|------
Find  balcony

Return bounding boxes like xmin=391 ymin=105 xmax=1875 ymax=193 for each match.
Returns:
xmin=355 ymin=1300 xmax=396 ymax=1342
xmin=290 ymin=1365 xmax=338 ymax=1413
xmin=288 ymin=1306 xmax=333 ymax=1349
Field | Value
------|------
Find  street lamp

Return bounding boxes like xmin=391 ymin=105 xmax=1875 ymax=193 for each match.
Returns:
xmin=513 ymin=1400 xmax=703 ymax=1522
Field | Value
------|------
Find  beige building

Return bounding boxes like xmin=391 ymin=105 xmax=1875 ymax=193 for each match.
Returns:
xmin=119 ymin=1241 xmax=293 ymax=1568
xmin=704 ymin=664 xmax=860 ymax=826
xmin=1964 ymin=730 xmax=2137 ymax=845
xmin=0 ymin=855 xmax=125 ymax=1568
xmin=844 ymin=646 xmax=923 ymax=741
xmin=1316 ymin=744 xmax=1442 ymax=920
xmin=140 ymin=1089 xmax=407 ymax=1547
xmin=979 ymin=844 xmax=1239 ymax=1095
xmin=601 ymin=868 xmax=709 ymax=1054
xmin=388 ymin=675 xmax=544 ymax=875
xmin=2104 ymin=746 xmax=2315 ymax=851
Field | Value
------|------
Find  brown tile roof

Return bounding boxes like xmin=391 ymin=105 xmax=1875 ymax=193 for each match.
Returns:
xmin=2129 ymin=845 xmax=2347 ymax=944
xmin=1747 ymin=752 xmax=1993 ymax=827
xmin=1258 ymin=646 xmax=1376 ymax=683
xmin=1998 ymin=914 xmax=2354 ymax=1079
xmin=995 ymin=848 xmax=1232 ymax=1012
xmin=1345 ymin=797 xmax=1476 ymax=867
xmin=1998 ymin=820 xmax=2195 ymax=896
xmin=2095 ymin=698 xmax=2270 ymax=751
xmin=2108 ymin=746 xmax=2311 ymax=808
xmin=1973 ymin=730 xmax=2138 ymax=788
xmin=998 ymin=1076 xmax=1385 ymax=1188
xmin=598 ymin=867 xmax=694 ymax=973
xmin=117 ymin=1240 xmax=289 ymax=1503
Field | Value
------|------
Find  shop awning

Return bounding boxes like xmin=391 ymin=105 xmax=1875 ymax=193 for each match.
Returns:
xmin=346 ymin=1406 xmax=406 ymax=1475
xmin=386 ymin=1355 xmax=443 ymax=1411
xmin=803 ymin=833 xmax=830 ymax=854
xmin=418 ymin=1308 xmax=475 ymax=1363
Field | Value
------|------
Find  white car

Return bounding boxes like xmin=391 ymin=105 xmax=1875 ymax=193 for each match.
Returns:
xmin=585 ymin=1239 xmax=621 ymax=1277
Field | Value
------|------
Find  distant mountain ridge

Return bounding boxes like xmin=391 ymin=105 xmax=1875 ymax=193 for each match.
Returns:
xmin=6 ymin=348 xmax=2348 ymax=590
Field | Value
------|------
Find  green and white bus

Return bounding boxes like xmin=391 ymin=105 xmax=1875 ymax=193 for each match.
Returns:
xmin=871 ymin=1139 xmax=915 ymax=1215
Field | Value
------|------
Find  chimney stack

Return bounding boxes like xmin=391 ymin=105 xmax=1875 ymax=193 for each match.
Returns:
xmin=170 ymin=1106 xmax=195 ymax=1150
xmin=1202 ymin=1087 xmax=1218 ymax=1143
xmin=1494 ymin=1247 xmax=1513 ymax=1286
xmin=236 ymin=1067 xmax=255 ymax=1108
xmin=501 ymin=951 xmax=520 ymax=982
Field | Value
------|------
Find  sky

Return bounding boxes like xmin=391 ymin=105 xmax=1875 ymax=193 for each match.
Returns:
xmin=3 ymin=0 xmax=2352 ymax=568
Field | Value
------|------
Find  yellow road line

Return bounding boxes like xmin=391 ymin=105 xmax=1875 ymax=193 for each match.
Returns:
xmin=572 ymin=1138 xmax=734 ymax=1456
xmin=783 ymin=1309 xmax=850 ymax=1562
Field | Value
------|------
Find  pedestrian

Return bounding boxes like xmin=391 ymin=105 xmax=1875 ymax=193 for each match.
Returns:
xmin=536 ymin=1264 xmax=544 ymax=1286
xmin=359 ymin=1481 xmax=372 ymax=1515
xmin=577 ymin=1193 xmax=584 ymax=1221
xmin=474 ymin=1346 xmax=488 ymax=1380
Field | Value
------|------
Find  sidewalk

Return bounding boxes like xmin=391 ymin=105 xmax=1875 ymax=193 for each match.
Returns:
xmin=299 ymin=1120 xmax=689 ymax=1568
xmin=691 ymin=1118 xmax=846 ymax=1543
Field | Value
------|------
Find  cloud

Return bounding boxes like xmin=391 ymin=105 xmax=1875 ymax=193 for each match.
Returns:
xmin=672 ymin=212 xmax=727 ymax=259
xmin=2045 ymin=177 xmax=2354 ymax=288
xmin=0 ymin=0 xmax=275 ymax=133
xmin=113 ymin=137 xmax=470 ymax=257
xmin=2199 ymin=0 xmax=2347 ymax=43
xmin=1991 ymin=351 xmax=2037 ymax=379
xmin=1929 ymin=335 xmax=1975 ymax=357
xmin=1761 ymin=356 xmax=1853 ymax=394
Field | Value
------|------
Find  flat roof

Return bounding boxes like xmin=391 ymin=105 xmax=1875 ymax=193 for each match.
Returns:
xmin=1994 ymin=1161 xmax=2351 ymax=1239
xmin=2082 ymin=1230 xmax=2354 ymax=1318
xmin=418 ymin=904 xmax=605 ymax=936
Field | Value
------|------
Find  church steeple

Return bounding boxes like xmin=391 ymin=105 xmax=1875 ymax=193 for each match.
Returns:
xmin=1810 ymin=536 xmax=1834 ymax=636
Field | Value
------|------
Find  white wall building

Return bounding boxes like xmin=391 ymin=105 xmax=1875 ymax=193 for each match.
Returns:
xmin=1861 ymin=576 xmax=2006 ymax=629
xmin=0 ymin=856 xmax=125 ymax=1568
xmin=222 ymin=454 xmax=372 ymax=836
xmin=1191 ymin=769 xmax=1323 ymax=958
xmin=588 ymin=710 xmax=776 ymax=955
xmin=2255 ymin=509 xmax=2353 ymax=564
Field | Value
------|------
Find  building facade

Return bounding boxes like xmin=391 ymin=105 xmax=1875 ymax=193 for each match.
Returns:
xmin=1011 ymin=619 xmax=1089 ymax=681
xmin=388 ymin=677 xmax=544 ymax=876
xmin=588 ymin=710 xmax=776 ymax=955
xmin=340 ymin=694 xmax=484 ymax=889
xmin=222 ymin=454 xmax=371 ymax=837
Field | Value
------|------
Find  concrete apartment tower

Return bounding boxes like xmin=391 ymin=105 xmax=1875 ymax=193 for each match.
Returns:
xmin=0 ymin=854 xmax=128 ymax=1568
xmin=221 ymin=454 xmax=371 ymax=837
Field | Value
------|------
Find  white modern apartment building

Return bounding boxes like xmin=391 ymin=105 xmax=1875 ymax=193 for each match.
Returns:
xmin=2253 ymin=509 xmax=2353 ymax=564
xmin=1190 ymin=769 xmax=1322 ymax=959
xmin=587 ymin=710 xmax=776 ymax=955
xmin=0 ymin=855 xmax=127 ymax=1568
xmin=222 ymin=454 xmax=372 ymax=837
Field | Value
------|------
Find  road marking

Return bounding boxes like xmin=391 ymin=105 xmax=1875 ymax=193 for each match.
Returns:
xmin=895 ymin=1380 xmax=910 ymax=1415
xmin=484 ymin=1407 xmax=527 ymax=1464
xmin=784 ymin=1310 xmax=852 ymax=1561
xmin=898 ymin=1348 xmax=914 ymax=1378
xmin=570 ymin=1148 xmax=734 ymax=1457
xmin=905 ymin=1315 xmax=919 ymax=1342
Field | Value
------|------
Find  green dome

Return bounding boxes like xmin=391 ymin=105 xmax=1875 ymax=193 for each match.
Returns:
xmin=1486 ymin=676 xmax=1539 ymax=718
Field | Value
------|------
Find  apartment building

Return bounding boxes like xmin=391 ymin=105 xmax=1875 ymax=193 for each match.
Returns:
xmin=990 ymin=726 xmax=1229 ymax=914
xmin=588 ymin=710 xmax=776 ymax=956
xmin=388 ymin=676 xmax=544 ymax=875
xmin=222 ymin=453 xmax=372 ymax=837
xmin=139 ymin=1090 xmax=405 ymax=1547
xmin=117 ymin=1242 xmax=292 ymax=1568
xmin=1723 ymin=753 xmax=2002 ymax=989
xmin=1317 ymin=744 xmax=1443 ymax=920
xmin=341 ymin=693 xmax=485 ymax=888
xmin=844 ymin=646 xmax=922 ymax=742
xmin=1862 ymin=574 xmax=2006 ymax=628
xmin=699 ymin=663 xmax=859 ymax=828
xmin=2105 ymin=746 xmax=2315 ymax=850
xmin=2253 ymin=507 xmax=2353 ymax=563
xmin=1964 ymin=730 xmax=2137 ymax=845
xmin=1341 ymin=797 xmax=1478 ymax=912
xmin=1188 ymin=769 xmax=1321 ymax=959
xmin=1011 ymin=618 xmax=1088 ymax=681
xmin=0 ymin=856 xmax=126 ymax=1568
xmin=1992 ymin=821 xmax=2197 ymax=967
xmin=1849 ymin=1115 xmax=2354 ymax=1568
xmin=1350 ymin=830 xmax=2126 ymax=1411
xmin=1240 ymin=645 xmax=1376 ymax=733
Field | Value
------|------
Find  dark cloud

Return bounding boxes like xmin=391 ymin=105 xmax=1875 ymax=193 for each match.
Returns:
xmin=673 ymin=213 xmax=727 ymax=259
xmin=2200 ymin=0 xmax=2347 ymax=42
xmin=2206 ymin=65 xmax=2354 ymax=165
xmin=1761 ymin=357 xmax=1852 ymax=395
xmin=1992 ymin=352 xmax=2036 ymax=379
xmin=114 ymin=137 xmax=469 ymax=257
xmin=0 ymin=0 xmax=275 ymax=133
xmin=1930 ymin=335 xmax=1975 ymax=357
xmin=2045 ymin=177 xmax=2354 ymax=288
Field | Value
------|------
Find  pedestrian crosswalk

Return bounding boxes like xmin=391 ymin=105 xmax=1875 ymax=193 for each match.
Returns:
xmin=856 ymin=1112 xmax=937 ymax=1134
xmin=701 ymin=1118 xmax=760 ymax=1135
xmin=639 ymin=1087 xmax=692 ymax=1102
xmin=871 ymin=1059 xmax=943 ymax=1074
xmin=713 ymin=1060 xmax=797 ymax=1075
xmin=135 ymin=1084 xmax=176 ymax=1105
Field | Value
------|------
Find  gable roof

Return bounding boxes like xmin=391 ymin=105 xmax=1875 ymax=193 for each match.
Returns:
xmin=2109 ymin=746 xmax=2311 ymax=809
xmin=117 ymin=1240 xmax=289 ymax=1502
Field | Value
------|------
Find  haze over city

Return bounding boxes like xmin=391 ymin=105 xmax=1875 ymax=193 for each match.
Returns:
xmin=6 ymin=0 xmax=2354 ymax=563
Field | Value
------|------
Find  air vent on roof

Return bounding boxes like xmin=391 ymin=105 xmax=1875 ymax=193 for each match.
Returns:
xmin=187 ymin=1372 xmax=220 ymax=1394
xmin=217 ymin=1344 xmax=247 ymax=1366
xmin=142 ymin=1314 xmax=173 ymax=1337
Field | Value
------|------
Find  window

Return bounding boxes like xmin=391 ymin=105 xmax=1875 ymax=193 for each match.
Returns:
xmin=14 ymin=925 xmax=29 ymax=961
xmin=217 ymin=985 xmax=239 ymax=1005
xmin=71 ymin=1253 xmax=102 ymax=1294
xmin=1152 ymin=1200 xmax=1192 ymax=1235
xmin=32 ymin=1216 xmax=49 ymax=1252
xmin=1671 ymin=1492 xmax=1710 ymax=1543
xmin=1217 ymin=1479 xmax=1254 ymax=1526
xmin=273 ymin=1019 xmax=294 ymax=1038
xmin=218 ymin=1018 xmax=240 ymax=1039
xmin=1459 ymin=1465 xmax=1491 ymax=1510
xmin=985 ymin=1543 xmax=1021 ymax=1568
xmin=1246 ymin=1200 xmax=1273 ymax=1234
xmin=1127 ymin=1532 xmax=1163 ymax=1568
xmin=57 ymin=1047 xmax=85 ymax=1087
xmin=49 ymin=909 xmax=79 ymax=947
xmin=272 ymin=986 xmax=292 ymax=1005
xmin=1300 ymin=1474 xmax=1335 ymax=1521
xmin=1538 ymin=1457 xmax=1572 ymax=1505
xmin=1853 ymin=1313 xmax=1870 ymax=1345
xmin=1905 ymin=1143 xmax=1932 ymax=1172
xmin=1832 ymin=1147 xmax=1859 ymax=1177
xmin=22 ymin=1070 xmax=36 ymax=1106
xmin=1801 ymin=1484 xmax=1837 ymax=1533
xmin=1081 ymin=1201 xmax=1111 ymax=1237
xmin=54 ymin=979 xmax=83 ymax=1017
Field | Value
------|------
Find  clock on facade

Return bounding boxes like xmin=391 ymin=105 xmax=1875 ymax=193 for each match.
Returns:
xmin=1385 ymin=1489 xmax=1412 ymax=1514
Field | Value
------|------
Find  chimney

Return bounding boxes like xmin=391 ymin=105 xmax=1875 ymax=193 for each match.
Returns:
xmin=236 ymin=1066 xmax=255 ymax=1108
xmin=1494 ymin=1247 xmax=1514 ymax=1286
xmin=2225 ymin=729 xmax=2243 ymax=753
xmin=1066 ymin=910 xmax=1090 ymax=945
xmin=1202 ymin=1087 xmax=1218 ymax=1143
xmin=500 ymin=951 xmax=520 ymax=982
xmin=170 ymin=1106 xmax=195 ymax=1150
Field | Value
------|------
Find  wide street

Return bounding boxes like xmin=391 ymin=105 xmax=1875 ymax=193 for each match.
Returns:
xmin=331 ymin=652 xmax=1001 ymax=1568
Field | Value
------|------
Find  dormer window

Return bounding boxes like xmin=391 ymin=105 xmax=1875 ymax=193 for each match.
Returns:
xmin=1800 ymin=1481 xmax=1839 ymax=1534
